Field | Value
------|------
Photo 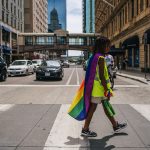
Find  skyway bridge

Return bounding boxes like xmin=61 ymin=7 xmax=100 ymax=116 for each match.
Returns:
xmin=18 ymin=30 xmax=101 ymax=53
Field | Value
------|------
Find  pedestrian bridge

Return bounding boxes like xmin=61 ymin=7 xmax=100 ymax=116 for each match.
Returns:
xmin=18 ymin=30 xmax=101 ymax=53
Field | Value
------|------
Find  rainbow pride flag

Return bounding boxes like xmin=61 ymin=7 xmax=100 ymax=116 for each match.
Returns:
xmin=68 ymin=80 xmax=86 ymax=120
xmin=68 ymin=53 xmax=102 ymax=121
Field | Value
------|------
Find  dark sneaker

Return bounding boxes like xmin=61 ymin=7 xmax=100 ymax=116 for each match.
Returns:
xmin=113 ymin=122 xmax=127 ymax=132
xmin=81 ymin=129 xmax=97 ymax=137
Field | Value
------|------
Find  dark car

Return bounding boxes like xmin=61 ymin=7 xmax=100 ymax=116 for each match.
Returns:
xmin=63 ymin=60 xmax=70 ymax=68
xmin=36 ymin=60 xmax=64 ymax=80
xmin=0 ymin=56 xmax=7 ymax=81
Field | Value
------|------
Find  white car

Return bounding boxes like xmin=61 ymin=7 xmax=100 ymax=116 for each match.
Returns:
xmin=7 ymin=60 xmax=34 ymax=76
xmin=32 ymin=59 xmax=43 ymax=71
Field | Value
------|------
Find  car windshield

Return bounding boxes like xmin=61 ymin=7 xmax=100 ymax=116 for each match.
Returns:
xmin=42 ymin=61 xmax=60 ymax=67
xmin=12 ymin=61 xmax=26 ymax=66
xmin=32 ymin=61 xmax=38 ymax=64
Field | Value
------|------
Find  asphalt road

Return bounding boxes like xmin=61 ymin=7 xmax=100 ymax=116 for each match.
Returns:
xmin=0 ymin=66 xmax=150 ymax=150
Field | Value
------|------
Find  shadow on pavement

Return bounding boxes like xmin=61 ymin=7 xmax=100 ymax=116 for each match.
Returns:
xmin=89 ymin=132 xmax=128 ymax=150
xmin=65 ymin=132 xmax=128 ymax=150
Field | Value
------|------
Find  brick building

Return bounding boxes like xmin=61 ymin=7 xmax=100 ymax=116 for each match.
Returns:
xmin=95 ymin=0 xmax=150 ymax=71
xmin=0 ymin=0 xmax=24 ymax=64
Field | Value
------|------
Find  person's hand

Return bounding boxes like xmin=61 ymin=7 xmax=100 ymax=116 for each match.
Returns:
xmin=104 ymin=90 xmax=113 ymax=99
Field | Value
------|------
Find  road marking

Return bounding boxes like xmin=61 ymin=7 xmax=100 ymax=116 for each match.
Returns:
xmin=43 ymin=104 xmax=89 ymax=149
xmin=76 ymin=67 xmax=80 ymax=85
xmin=130 ymin=104 xmax=150 ymax=122
xmin=66 ymin=68 xmax=75 ymax=85
xmin=0 ymin=85 xmax=80 ymax=87
xmin=114 ymin=85 xmax=140 ymax=88
xmin=0 ymin=104 xmax=14 ymax=112
xmin=0 ymin=84 xmax=140 ymax=88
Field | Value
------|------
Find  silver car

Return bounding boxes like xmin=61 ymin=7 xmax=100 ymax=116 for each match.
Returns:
xmin=7 ymin=60 xmax=34 ymax=76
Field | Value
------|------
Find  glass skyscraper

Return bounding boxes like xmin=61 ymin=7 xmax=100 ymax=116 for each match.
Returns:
xmin=48 ymin=0 xmax=66 ymax=32
xmin=82 ymin=0 xmax=95 ymax=33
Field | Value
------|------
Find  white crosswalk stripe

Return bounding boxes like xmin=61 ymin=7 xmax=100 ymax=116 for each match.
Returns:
xmin=0 ymin=104 xmax=14 ymax=112
xmin=43 ymin=104 xmax=89 ymax=150
xmin=130 ymin=104 xmax=150 ymax=122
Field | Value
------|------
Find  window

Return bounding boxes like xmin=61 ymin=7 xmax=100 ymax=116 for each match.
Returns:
xmin=11 ymin=3 xmax=13 ymax=13
xmin=6 ymin=0 xmax=8 ymax=9
xmin=25 ymin=36 xmax=33 ymax=45
xmin=2 ymin=0 xmax=4 ymax=6
xmin=146 ymin=0 xmax=149 ymax=7
xmin=11 ymin=16 xmax=13 ymax=26
xmin=2 ymin=11 xmax=5 ymax=22
xmin=131 ymin=0 xmax=134 ymax=18
xmin=14 ymin=6 xmax=16 ymax=15
xmin=140 ymin=0 xmax=144 ymax=11
xmin=136 ymin=0 xmax=139 ymax=15
xmin=6 ymin=14 xmax=9 ymax=24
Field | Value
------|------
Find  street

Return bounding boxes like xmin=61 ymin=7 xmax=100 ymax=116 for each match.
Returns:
xmin=0 ymin=66 xmax=150 ymax=150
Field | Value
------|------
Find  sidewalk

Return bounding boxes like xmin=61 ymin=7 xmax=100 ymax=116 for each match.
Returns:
xmin=117 ymin=70 xmax=150 ymax=84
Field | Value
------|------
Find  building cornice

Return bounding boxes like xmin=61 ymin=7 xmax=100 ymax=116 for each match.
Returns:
xmin=111 ymin=14 xmax=150 ymax=43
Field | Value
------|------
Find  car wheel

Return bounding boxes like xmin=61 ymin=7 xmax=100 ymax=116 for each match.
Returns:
xmin=26 ymin=70 xmax=29 ymax=76
xmin=36 ymin=76 xmax=40 ymax=80
xmin=0 ymin=71 xmax=7 ymax=81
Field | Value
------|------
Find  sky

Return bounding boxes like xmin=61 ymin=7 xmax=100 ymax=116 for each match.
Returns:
xmin=67 ymin=0 xmax=83 ymax=56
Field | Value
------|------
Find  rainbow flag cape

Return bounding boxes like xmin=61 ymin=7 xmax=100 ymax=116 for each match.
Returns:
xmin=68 ymin=53 xmax=102 ymax=121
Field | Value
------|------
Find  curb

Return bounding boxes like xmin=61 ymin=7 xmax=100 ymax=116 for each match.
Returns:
xmin=117 ymin=73 xmax=148 ymax=85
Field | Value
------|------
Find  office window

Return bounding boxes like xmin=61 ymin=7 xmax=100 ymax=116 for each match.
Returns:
xmin=6 ymin=14 xmax=9 ymax=24
xmin=11 ymin=16 xmax=13 ymax=26
xmin=2 ymin=11 xmax=5 ymax=22
xmin=140 ymin=0 xmax=143 ymax=12
xmin=131 ymin=0 xmax=134 ymax=18
xmin=2 ymin=0 xmax=4 ymax=6
xmin=11 ymin=3 xmax=13 ymax=13
xmin=146 ymin=0 xmax=149 ymax=7
xmin=14 ymin=6 xmax=16 ymax=15
xmin=136 ymin=0 xmax=139 ymax=15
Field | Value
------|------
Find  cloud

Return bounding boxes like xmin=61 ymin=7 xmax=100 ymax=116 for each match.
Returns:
xmin=67 ymin=0 xmax=83 ymax=56
xmin=69 ymin=8 xmax=82 ymax=16
xmin=67 ymin=0 xmax=82 ymax=33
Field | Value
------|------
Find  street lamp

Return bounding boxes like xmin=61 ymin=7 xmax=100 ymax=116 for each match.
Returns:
xmin=102 ymin=0 xmax=115 ymax=9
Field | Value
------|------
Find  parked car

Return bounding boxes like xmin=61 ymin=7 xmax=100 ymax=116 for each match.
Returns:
xmin=36 ymin=60 xmax=64 ymax=80
xmin=7 ymin=60 xmax=34 ymax=76
xmin=83 ymin=60 xmax=88 ymax=71
xmin=32 ymin=59 xmax=43 ymax=71
xmin=63 ymin=60 xmax=70 ymax=68
xmin=0 ymin=56 xmax=7 ymax=81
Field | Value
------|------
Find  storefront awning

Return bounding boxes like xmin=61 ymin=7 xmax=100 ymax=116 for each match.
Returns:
xmin=122 ymin=36 xmax=139 ymax=48
xmin=2 ymin=45 xmax=12 ymax=54
xmin=109 ymin=47 xmax=125 ymax=56
xmin=2 ymin=26 xmax=11 ymax=32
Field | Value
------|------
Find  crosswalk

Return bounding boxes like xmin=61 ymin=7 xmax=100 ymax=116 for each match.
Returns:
xmin=0 ymin=104 xmax=150 ymax=150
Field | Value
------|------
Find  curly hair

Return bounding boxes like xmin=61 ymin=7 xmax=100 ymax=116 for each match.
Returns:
xmin=93 ymin=36 xmax=111 ymax=54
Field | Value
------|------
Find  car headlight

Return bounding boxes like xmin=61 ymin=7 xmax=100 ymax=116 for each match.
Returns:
xmin=37 ymin=68 xmax=42 ymax=72
xmin=54 ymin=67 xmax=61 ymax=72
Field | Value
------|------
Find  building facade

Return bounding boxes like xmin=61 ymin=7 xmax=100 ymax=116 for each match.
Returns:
xmin=95 ymin=0 xmax=150 ymax=72
xmin=83 ymin=0 xmax=95 ymax=33
xmin=24 ymin=0 xmax=48 ymax=33
xmin=0 ymin=0 xmax=24 ymax=65
xmin=48 ymin=0 xmax=66 ymax=32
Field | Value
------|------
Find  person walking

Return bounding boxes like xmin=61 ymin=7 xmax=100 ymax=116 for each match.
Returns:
xmin=81 ymin=37 xmax=127 ymax=137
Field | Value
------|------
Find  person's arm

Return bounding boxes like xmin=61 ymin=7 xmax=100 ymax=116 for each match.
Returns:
xmin=98 ymin=57 xmax=108 ymax=92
